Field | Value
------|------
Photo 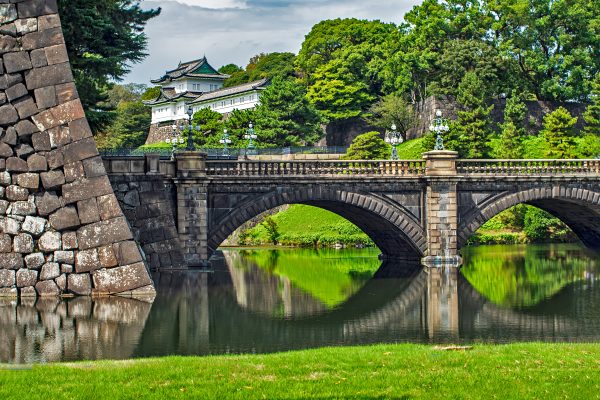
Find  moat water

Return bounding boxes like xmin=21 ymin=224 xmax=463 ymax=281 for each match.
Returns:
xmin=2 ymin=243 xmax=600 ymax=363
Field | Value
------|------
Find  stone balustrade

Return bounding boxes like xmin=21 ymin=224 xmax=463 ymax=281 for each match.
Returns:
xmin=457 ymin=159 xmax=600 ymax=175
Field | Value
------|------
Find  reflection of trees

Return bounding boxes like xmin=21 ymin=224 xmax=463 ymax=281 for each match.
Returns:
xmin=0 ymin=297 xmax=153 ymax=363
xmin=229 ymin=248 xmax=381 ymax=307
xmin=461 ymin=244 xmax=600 ymax=308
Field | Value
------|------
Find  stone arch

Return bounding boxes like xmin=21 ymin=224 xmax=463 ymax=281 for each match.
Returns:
xmin=458 ymin=186 xmax=600 ymax=249
xmin=0 ymin=1 xmax=153 ymax=297
xmin=209 ymin=187 xmax=427 ymax=260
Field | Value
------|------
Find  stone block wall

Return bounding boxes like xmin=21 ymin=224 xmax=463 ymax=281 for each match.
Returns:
xmin=0 ymin=0 xmax=154 ymax=298
xmin=109 ymin=175 xmax=185 ymax=270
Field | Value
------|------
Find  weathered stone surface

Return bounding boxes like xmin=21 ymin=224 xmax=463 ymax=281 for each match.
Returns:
xmin=13 ymin=233 xmax=34 ymax=253
xmin=40 ymin=262 xmax=60 ymax=280
xmin=5 ymin=157 xmax=28 ymax=172
xmin=0 ymin=142 xmax=12 ymax=157
xmin=46 ymin=149 xmax=64 ymax=169
xmin=54 ymin=250 xmax=74 ymax=264
xmin=62 ymin=137 xmax=98 ymax=164
xmin=27 ymin=154 xmax=48 ymax=172
xmin=0 ymin=105 xmax=19 ymax=126
xmin=49 ymin=206 xmax=80 ymax=231
xmin=115 ymin=241 xmax=143 ymax=266
xmin=55 ymin=273 xmax=66 ymax=291
xmin=68 ymin=273 xmax=91 ymax=295
xmin=93 ymin=262 xmax=152 ymax=294
xmin=10 ymin=200 xmax=36 ymax=216
xmin=63 ymin=161 xmax=84 ymax=183
xmin=36 ymin=192 xmax=61 ymax=216
xmin=22 ymin=216 xmax=46 ymax=236
xmin=75 ymin=249 xmax=101 ymax=273
xmin=35 ymin=280 xmax=60 ymax=296
xmin=0 ymin=200 xmax=8 ymax=215
xmin=1 ymin=127 xmax=17 ymax=145
xmin=0 ymin=287 xmax=18 ymax=298
xmin=22 ymin=26 xmax=63 ymax=50
xmin=0 ymin=4 xmax=17 ymax=25
xmin=13 ymin=96 xmax=38 ymax=119
xmin=62 ymin=176 xmax=113 ymax=204
xmin=98 ymin=245 xmax=118 ymax=268
xmin=123 ymin=190 xmax=140 ymax=207
xmin=0 ymin=253 xmax=24 ymax=270
xmin=5 ymin=83 xmax=28 ymax=102
xmin=40 ymin=170 xmax=65 ymax=189
xmin=77 ymin=198 xmax=100 ymax=225
xmin=30 ymin=48 xmax=48 ymax=68
xmin=34 ymin=86 xmax=57 ymax=110
xmin=3 ymin=51 xmax=32 ymax=74
xmin=97 ymin=194 xmax=122 ymax=220
xmin=60 ymin=264 xmax=73 ymax=274
xmin=0 ymin=234 xmax=12 ymax=253
xmin=6 ymin=185 xmax=29 ymax=201
xmin=32 ymin=131 xmax=51 ymax=151
xmin=15 ymin=120 xmax=39 ymax=137
xmin=15 ymin=144 xmax=34 ymax=158
xmin=20 ymin=286 xmax=36 ymax=297
xmin=45 ymin=44 xmax=69 ymax=65
xmin=24 ymin=253 xmax=45 ymax=270
xmin=0 ymin=171 xmax=11 ymax=186
xmin=17 ymin=0 xmax=59 ymax=18
xmin=2 ymin=217 xmax=21 ymax=235
xmin=62 ymin=232 xmax=78 ymax=250
xmin=0 ymin=269 xmax=16 ymax=288
xmin=38 ymin=231 xmax=61 ymax=252
xmin=15 ymin=173 xmax=39 ymax=190
xmin=15 ymin=18 xmax=37 ymax=34
xmin=77 ymin=217 xmax=133 ymax=250
xmin=16 ymin=268 xmax=37 ymax=287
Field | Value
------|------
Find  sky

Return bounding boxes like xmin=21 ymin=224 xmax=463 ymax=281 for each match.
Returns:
xmin=125 ymin=0 xmax=421 ymax=84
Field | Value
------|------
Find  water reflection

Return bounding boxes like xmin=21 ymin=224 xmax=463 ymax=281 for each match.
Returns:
xmin=2 ymin=244 xmax=600 ymax=363
xmin=0 ymin=296 xmax=153 ymax=363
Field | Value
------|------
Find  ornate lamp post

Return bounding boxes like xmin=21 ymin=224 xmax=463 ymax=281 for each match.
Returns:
xmin=384 ymin=123 xmax=403 ymax=160
xmin=429 ymin=110 xmax=450 ymax=151
xmin=244 ymin=122 xmax=258 ymax=156
xmin=220 ymin=129 xmax=232 ymax=157
xmin=185 ymin=106 xmax=202 ymax=151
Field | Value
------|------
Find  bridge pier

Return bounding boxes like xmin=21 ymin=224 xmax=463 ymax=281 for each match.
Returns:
xmin=175 ymin=152 xmax=210 ymax=267
xmin=422 ymin=151 xmax=463 ymax=267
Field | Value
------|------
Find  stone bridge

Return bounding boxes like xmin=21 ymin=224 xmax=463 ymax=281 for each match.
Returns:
xmin=103 ymin=152 xmax=600 ymax=270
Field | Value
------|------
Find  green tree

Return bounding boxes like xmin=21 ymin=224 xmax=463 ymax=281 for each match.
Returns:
xmin=219 ymin=64 xmax=243 ymax=75
xmin=58 ymin=0 xmax=160 ymax=132
xmin=367 ymin=94 xmax=416 ymax=139
xmin=450 ymin=72 xmax=494 ymax=158
xmin=141 ymin=86 xmax=161 ymax=101
xmin=253 ymin=78 xmax=322 ymax=147
xmin=584 ymin=73 xmax=600 ymax=136
xmin=261 ymin=217 xmax=280 ymax=245
xmin=541 ymin=107 xmax=578 ymax=158
xmin=191 ymin=108 xmax=225 ymax=147
xmin=298 ymin=19 xmax=397 ymax=121
xmin=224 ymin=53 xmax=296 ymax=87
xmin=497 ymin=92 xmax=529 ymax=158
xmin=343 ymin=131 xmax=390 ymax=160
xmin=225 ymin=109 xmax=256 ymax=147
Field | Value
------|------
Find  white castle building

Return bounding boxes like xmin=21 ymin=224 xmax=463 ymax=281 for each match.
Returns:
xmin=144 ymin=57 xmax=269 ymax=143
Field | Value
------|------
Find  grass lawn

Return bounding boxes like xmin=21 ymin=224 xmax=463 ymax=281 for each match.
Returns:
xmin=1 ymin=343 xmax=599 ymax=399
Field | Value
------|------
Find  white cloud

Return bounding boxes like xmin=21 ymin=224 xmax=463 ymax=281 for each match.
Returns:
xmin=126 ymin=0 xmax=420 ymax=84
xmin=161 ymin=0 xmax=247 ymax=9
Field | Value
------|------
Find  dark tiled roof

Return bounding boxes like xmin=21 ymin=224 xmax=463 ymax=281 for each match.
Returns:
xmin=191 ymin=79 xmax=269 ymax=104
xmin=151 ymin=57 xmax=229 ymax=84
xmin=143 ymin=88 xmax=202 ymax=106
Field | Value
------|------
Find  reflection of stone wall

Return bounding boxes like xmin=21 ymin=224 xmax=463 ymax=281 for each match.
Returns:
xmin=0 ymin=1 xmax=154 ymax=297
xmin=0 ymin=296 xmax=153 ymax=363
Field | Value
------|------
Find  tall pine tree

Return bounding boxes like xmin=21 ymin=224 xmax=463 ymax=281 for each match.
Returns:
xmin=497 ymin=91 xmax=529 ymax=158
xmin=58 ymin=0 xmax=160 ymax=132
xmin=584 ymin=73 xmax=600 ymax=136
xmin=541 ymin=107 xmax=578 ymax=158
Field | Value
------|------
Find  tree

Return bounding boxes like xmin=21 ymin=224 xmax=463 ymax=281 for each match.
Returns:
xmin=450 ymin=72 xmax=494 ymax=158
xmin=191 ymin=108 xmax=225 ymax=147
xmin=225 ymin=109 xmax=256 ymax=147
xmin=343 ymin=131 xmax=390 ymax=160
xmin=497 ymin=91 xmax=529 ymax=158
xmin=58 ymin=0 xmax=160 ymax=132
xmin=541 ymin=107 xmax=578 ymax=158
xmin=253 ymin=78 xmax=322 ymax=147
xmin=584 ymin=73 xmax=600 ymax=136
xmin=367 ymin=94 xmax=416 ymax=139
xmin=224 ymin=53 xmax=296 ymax=88
xmin=141 ymin=86 xmax=162 ymax=101
xmin=219 ymin=64 xmax=243 ymax=75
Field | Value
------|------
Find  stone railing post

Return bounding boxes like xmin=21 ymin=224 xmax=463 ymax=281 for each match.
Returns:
xmin=174 ymin=152 xmax=209 ymax=267
xmin=422 ymin=150 xmax=462 ymax=267
xmin=145 ymin=153 xmax=160 ymax=175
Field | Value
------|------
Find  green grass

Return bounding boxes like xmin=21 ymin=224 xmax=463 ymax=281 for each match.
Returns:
xmin=244 ymin=205 xmax=374 ymax=248
xmin=232 ymin=249 xmax=380 ymax=307
xmin=395 ymin=136 xmax=429 ymax=159
xmin=2 ymin=343 xmax=600 ymax=399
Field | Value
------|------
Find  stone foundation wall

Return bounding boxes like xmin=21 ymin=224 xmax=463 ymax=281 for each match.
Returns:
xmin=109 ymin=175 xmax=184 ymax=270
xmin=0 ymin=0 xmax=154 ymax=298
